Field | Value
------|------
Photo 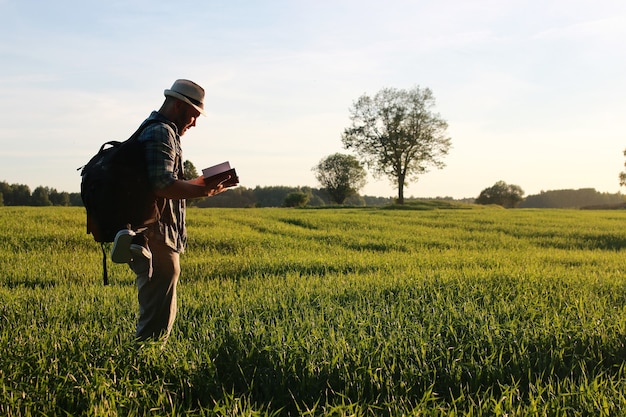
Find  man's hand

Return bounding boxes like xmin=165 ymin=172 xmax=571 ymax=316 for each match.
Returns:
xmin=193 ymin=175 xmax=229 ymax=197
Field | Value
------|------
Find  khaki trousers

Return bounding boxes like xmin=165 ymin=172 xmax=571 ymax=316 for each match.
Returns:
xmin=131 ymin=239 xmax=180 ymax=341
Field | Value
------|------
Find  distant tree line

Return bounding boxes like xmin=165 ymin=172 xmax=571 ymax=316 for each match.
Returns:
xmin=0 ymin=180 xmax=394 ymax=208
xmin=475 ymin=181 xmax=626 ymax=209
xmin=3 ymin=179 xmax=624 ymax=209
xmin=519 ymin=188 xmax=626 ymax=209
xmin=192 ymin=186 xmax=393 ymax=208
xmin=199 ymin=186 xmax=626 ymax=209
xmin=0 ymin=181 xmax=81 ymax=207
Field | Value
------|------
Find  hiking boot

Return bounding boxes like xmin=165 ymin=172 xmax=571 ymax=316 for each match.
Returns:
xmin=130 ymin=233 xmax=152 ymax=260
xmin=111 ymin=229 xmax=136 ymax=263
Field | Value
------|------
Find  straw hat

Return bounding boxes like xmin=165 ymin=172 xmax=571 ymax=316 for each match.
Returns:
xmin=164 ymin=79 xmax=206 ymax=115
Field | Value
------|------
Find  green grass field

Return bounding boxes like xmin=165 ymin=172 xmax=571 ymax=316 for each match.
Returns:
xmin=1 ymin=205 xmax=626 ymax=416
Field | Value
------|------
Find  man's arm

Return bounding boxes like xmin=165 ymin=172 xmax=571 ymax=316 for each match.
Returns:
xmin=154 ymin=176 xmax=228 ymax=200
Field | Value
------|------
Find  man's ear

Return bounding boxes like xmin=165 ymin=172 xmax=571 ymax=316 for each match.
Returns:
xmin=172 ymin=99 xmax=183 ymax=111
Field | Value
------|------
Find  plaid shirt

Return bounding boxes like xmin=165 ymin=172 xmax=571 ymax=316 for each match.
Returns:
xmin=137 ymin=111 xmax=187 ymax=252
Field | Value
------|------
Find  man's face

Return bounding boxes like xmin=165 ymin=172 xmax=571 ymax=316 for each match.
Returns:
xmin=176 ymin=103 xmax=201 ymax=136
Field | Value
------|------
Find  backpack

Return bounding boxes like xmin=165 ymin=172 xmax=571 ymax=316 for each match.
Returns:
xmin=79 ymin=119 xmax=162 ymax=284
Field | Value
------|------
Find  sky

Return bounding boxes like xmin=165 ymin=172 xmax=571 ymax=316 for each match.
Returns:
xmin=1 ymin=0 xmax=625 ymax=199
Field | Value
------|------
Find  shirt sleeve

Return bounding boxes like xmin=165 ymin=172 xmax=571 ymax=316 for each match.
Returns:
xmin=140 ymin=123 xmax=180 ymax=190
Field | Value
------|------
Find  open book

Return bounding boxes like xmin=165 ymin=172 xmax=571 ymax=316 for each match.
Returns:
xmin=202 ymin=161 xmax=239 ymax=188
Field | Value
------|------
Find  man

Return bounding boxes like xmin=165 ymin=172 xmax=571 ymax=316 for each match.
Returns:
xmin=112 ymin=79 xmax=229 ymax=342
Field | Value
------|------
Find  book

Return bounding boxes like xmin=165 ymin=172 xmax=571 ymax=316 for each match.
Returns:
xmin=202 ymin=161 xmax=239 ymax=188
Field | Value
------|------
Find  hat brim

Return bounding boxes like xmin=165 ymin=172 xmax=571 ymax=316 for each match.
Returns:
xmin=164 ymin=89 xmax=206 ymax=115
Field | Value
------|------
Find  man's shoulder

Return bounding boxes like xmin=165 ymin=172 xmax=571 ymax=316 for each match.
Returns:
xmin=139 ymin=113 xmax=177 ymax=142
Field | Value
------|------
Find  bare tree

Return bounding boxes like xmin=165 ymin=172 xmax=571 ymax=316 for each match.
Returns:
xmin=342 ymin=86 xmax=451 ymax=204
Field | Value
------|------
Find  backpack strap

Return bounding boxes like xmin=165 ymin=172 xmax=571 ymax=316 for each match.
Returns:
xmin=101 ymin=242 xmax=109 ymax=286
xmin=98 ymin=141 xmax=122 ymax=153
